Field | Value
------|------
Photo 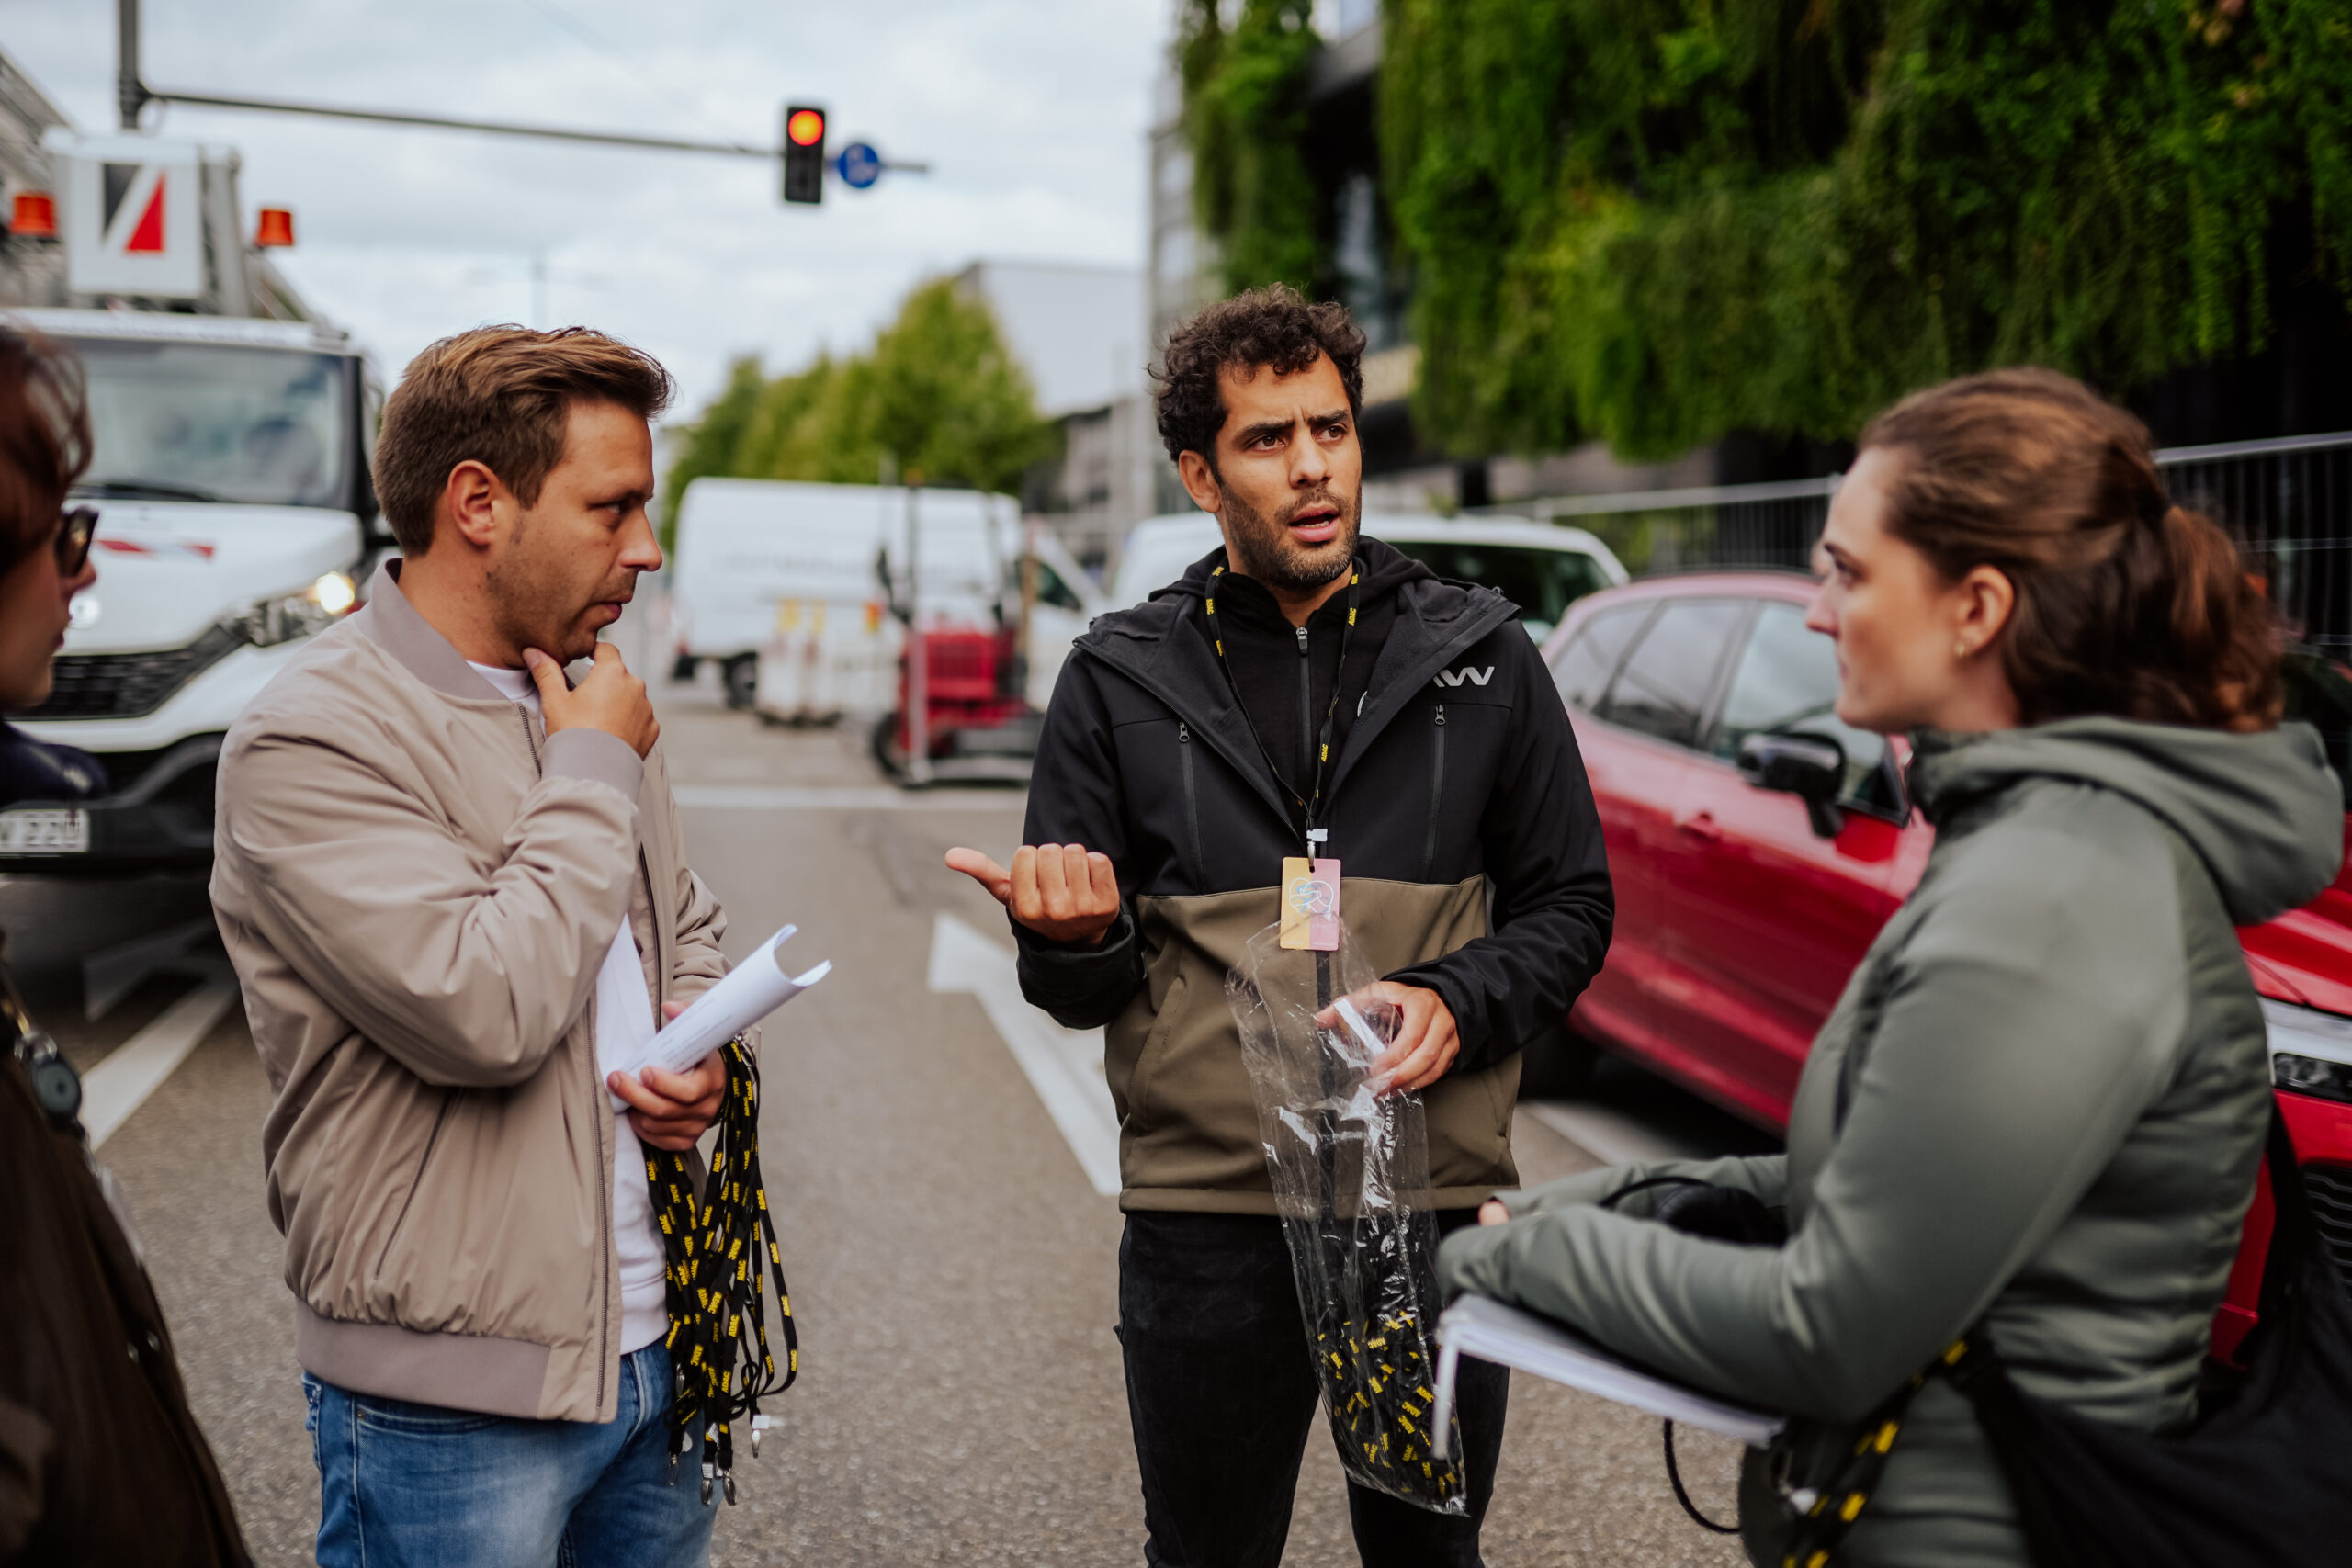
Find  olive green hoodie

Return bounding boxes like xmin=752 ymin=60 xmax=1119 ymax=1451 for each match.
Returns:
xmin=1439 ymin=716 xmax=2344 ymax=1567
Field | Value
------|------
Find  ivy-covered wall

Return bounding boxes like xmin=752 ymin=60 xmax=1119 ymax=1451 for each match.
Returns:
xmin=1180 ymin=0 xmax=1328 ymax=295
xmin=1184 ymin=0 xmax=2352 ymax=461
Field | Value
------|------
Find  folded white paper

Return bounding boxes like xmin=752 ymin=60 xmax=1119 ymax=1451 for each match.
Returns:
xmin=1430 ymin=1293 xmax=1785 ymax=1454
xmin=615 ymin=924 xmax=829 ymax=1105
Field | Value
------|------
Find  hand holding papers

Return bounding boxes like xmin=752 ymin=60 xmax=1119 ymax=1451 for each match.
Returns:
xmin=1429 ymin=1294 xmax=1785 ymax=1457
xmin=616 ymin=924 xmax=829 ymax=1107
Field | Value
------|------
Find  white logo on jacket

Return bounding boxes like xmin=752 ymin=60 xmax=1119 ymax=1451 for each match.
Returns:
xmin=1432 ymin=666 xmax=1494 ymax=688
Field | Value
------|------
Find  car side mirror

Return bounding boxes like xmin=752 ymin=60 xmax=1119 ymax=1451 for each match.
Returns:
xmin=1737 ymin=733 xmax=1846 ymax=838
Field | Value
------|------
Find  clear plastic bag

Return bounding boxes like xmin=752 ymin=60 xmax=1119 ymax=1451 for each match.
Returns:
xmin=1227 ymin=918 xmax=1467 ymax=1515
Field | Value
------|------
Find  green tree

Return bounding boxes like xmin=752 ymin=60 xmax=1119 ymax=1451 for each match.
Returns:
xmin=661 ymin=276 xmax=1055 ymax=535
xmin=866 ymin=278 xmax=1057 ymax=491
xmin=659 ymin=354 xmax=765 ymax=547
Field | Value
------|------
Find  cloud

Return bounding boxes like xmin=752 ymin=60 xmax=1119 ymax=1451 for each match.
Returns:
xmin=6 ymin=0 xmax=1165 ymax=423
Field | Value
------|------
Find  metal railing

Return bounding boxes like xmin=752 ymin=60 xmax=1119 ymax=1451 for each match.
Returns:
xmin=1504 ymin=432 xmax=2352 ymax=656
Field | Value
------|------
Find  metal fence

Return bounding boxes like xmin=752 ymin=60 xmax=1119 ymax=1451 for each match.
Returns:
xmin=1510 ymin=431 xmax=2352 ymax=658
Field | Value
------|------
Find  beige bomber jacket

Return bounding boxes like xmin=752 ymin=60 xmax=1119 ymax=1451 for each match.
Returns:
xmin=209 ymin=561 xmax=732 ymax=1424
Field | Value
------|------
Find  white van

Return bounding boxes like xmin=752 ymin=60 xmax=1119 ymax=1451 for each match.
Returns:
xmin=2 ymin=308 xmax=379 ymax=874
xmin=1110 ymin=512 xmax=1628 ymax=639
xmin=669 ymin=478 xmax=1102 ymax=720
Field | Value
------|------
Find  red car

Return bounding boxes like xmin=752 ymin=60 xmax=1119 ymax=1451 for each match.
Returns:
xmin=1541 ymin=571 xmax=2352 ymax=1355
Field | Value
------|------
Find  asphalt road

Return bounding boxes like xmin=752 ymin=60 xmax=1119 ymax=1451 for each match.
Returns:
xmin=0 ymin=661 xmax=1774 ymax=1568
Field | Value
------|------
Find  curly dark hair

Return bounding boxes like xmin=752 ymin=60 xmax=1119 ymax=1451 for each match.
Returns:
xmin=1152 ymin=285 xmax=1365 ymax=468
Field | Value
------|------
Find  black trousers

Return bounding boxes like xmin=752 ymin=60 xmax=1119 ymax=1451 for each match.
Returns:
xmin=1118 ymin=1210 xmax=1510 ymax=1568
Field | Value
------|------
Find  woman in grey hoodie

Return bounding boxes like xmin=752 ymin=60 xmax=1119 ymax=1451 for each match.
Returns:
xmin=1437 ymin=368 xmax=2346 ymax=1566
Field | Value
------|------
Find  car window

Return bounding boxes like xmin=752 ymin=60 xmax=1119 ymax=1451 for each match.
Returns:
xmin=1383 ymin=539 xmax=1613 ymax=637
xmin=2282 ymin=649 xmax=2352 ymax=811
xmin=1550 ymin=603 xmax=1654 ymax=711
xmin=1595 ymin=599 xmax=1747 ymax=749
xmin=1709 ymin=602 xmax=1895 ymax=809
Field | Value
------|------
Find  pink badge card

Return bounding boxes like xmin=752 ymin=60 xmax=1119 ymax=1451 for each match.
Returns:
xmin=1280 ymin=856 xmax=1342 ymax=952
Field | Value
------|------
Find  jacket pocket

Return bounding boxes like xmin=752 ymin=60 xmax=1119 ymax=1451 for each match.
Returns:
xmin=370 ymin=1093 xmax=454 ymax=1284
xmin=1123 ymin=965 xmax=1189 ymax=1131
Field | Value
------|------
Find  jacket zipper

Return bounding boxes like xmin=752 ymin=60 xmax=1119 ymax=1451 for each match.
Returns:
xmin=1177 ymin=721 xmax=1204 ymax=886
xmin=1295 ymin=625 xmax=1313 ymax=801
xmin=1421 ymin=704 xmax=1446 ymax=880
xmin=538 ymin=702 xmax=616 ymax=1411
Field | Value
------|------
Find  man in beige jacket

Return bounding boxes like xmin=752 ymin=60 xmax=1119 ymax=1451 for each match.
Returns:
xmin=211 ymin=326 xmax=736 ymax=1568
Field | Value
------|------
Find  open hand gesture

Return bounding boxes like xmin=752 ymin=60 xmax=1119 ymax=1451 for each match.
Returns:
xmin=945 ymin=843 xmax=1122 ymax=946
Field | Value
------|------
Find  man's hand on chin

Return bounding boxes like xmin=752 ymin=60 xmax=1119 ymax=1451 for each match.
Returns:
xmin=610 ymin=998 xmax=726 ymax=1149
xmin=527 ymin=641 xmax=660 ymax=758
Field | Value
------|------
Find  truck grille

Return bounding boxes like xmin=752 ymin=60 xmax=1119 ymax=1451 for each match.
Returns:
xmin=10 ymin=625 xmax=240 ymax=720
xmin=2305 ymin=1163 xmax=2352 ymax=1295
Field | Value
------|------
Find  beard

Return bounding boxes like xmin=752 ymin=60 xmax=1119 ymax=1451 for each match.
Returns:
xmin=1221 ymin=482 xmax=1361 ymax=594
xmin=485 ymin=514 xmax=631 ymax=662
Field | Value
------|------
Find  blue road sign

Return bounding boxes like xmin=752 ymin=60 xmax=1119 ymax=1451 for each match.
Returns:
xmin=836 ymin=142 xmax=883 ymax=190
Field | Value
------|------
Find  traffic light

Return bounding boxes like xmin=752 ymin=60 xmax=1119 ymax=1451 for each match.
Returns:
xmin=783 ymin=105 xmax=826 ymax=205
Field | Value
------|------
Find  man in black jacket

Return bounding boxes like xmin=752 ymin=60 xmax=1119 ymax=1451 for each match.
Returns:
xmin=947 ymin=286 xmax=1611 ymax=1566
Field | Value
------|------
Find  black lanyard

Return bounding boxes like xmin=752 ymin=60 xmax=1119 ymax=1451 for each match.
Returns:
xmin=1202 ymin=554 xmax=1362 ymax=849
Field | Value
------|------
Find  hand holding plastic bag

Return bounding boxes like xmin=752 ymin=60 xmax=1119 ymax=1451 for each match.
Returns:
xmin=1227 ymin=918 xmax=1466 ymax=1515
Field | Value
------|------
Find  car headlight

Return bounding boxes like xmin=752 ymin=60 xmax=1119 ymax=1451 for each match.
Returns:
xmin=226 ymin=570 xmax=358 ymax=648
xmin=2265 ymin=997 xmax=2352 ymax=1105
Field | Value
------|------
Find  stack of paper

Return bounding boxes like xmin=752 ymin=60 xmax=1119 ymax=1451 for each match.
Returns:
xmin=615 ymin=924 xmax=830 ymax=1106
xmin=1430 ymin=1294 xmax=1785 ymax=1454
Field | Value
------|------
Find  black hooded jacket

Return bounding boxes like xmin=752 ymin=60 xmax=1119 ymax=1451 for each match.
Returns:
xmin=1015 ymin=536 xmax=1613 ymax=1213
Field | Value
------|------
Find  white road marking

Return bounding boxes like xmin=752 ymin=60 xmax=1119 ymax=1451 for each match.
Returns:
xmin=926 ymin=911 xmax=1121 ymax=1197
xmin=1523 ymin=1100 xmax=1707 ymax=1167
xmin=676 ymin=785 xmax=1026 ymax=812
xmin=80 ymin=971 xmax=239 ymax=1148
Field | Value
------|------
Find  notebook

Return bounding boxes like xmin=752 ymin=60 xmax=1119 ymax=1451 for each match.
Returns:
xmin=1430 ymin=1293 xmax=1786 ymax=1453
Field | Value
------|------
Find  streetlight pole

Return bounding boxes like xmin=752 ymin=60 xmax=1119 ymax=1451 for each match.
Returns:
xmin=118 ymin=0 xmax=145 ymax=130
xmin=904 ymin=478 xmax=931 ymax=788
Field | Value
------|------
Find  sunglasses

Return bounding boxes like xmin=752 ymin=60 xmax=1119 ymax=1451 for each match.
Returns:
xmin=53 ymin=504 xmax=96 ymax=578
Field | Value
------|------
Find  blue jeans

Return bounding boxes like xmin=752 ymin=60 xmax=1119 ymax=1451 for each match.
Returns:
xmin=305 ymin=1341 xmax=715 ymax=1568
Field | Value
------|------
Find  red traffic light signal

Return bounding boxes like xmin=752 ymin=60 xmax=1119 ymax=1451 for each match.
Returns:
xmin=783 ymin=105 xmax=826 ymax=204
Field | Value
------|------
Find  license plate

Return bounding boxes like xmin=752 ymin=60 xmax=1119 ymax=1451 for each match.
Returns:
xmin=0 ymin=808 xmax=89 ymax=853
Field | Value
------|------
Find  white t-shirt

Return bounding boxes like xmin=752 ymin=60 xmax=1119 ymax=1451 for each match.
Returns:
xmin=470 ymin=661 xmax=669 ymax=1354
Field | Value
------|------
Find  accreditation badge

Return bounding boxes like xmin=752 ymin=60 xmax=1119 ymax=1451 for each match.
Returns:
xmin=1280 ymin=856 xmax=1342 ymax=952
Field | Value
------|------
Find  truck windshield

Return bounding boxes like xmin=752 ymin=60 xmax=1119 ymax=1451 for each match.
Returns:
xmin=66 ymin=337 xmax=347 ymax=509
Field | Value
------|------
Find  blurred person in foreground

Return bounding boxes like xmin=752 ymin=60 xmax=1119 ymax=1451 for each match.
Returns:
xmin=209 ymin=327 xmax=738 ymax=1568
xmin=1440 ymin=368 xmax=2345 ymax=1566
xmin=949 ymin=286 xmax=1614 ymax=1566
xmin=0 ymin=324 xmax=250 ymax=1565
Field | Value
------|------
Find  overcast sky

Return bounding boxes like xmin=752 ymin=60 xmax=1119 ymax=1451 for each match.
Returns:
xmin=6 ymin=0 xmax=1169 ymax=424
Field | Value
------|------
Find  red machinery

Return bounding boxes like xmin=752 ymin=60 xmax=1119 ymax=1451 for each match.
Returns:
xmin=870 ymin=623 xmax=1042 ymax=781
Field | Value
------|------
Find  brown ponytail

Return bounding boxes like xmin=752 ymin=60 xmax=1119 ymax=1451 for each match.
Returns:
xmin=0 ymin=325 xmax=91 ymax=576
xmin=1860 ymin=367 xmax=2279 ymax=731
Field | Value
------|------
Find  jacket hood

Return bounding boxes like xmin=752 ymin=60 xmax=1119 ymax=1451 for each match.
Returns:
xmin=1910 ymin=717 xmax=2346 ymax=925
xmin=1152 ymin=531 xmax=1437 ymax=604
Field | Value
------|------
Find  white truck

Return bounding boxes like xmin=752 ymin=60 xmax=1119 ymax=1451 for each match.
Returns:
xmin=668 ymin=477 xmax=1102 ymax=719
xmin=1 ymin=308 xmax=381 ymax=873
